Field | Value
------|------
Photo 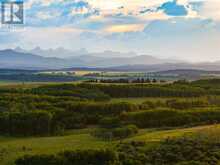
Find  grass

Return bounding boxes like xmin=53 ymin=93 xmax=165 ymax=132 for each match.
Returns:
xmin=0 ymin=133 xmax=111 ymax=165
xmin=0 ymin=124 xmax=219 ymax=165
xmin=126 ymin=124 xmax=220 ymax=141
xmin=110 ymin=97 xmax=169 ymax=104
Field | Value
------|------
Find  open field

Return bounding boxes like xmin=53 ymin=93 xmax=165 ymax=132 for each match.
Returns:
xmin=0 ymin=132 xmax=109 ymax=165
xmin=0 ymin=124 xmax=218 ymax=165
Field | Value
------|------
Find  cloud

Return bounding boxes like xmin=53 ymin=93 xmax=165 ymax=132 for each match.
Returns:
xmin=199 ymin=0 xmax=220 ymax=20
xmin=6 ymin=26 xmax=83 ymax=49
xmin=102 ymin=17 xmax=220 ymax=62
xmin=105 ymin=24 xmax=145 ymax=33
xmin=23 ymin=0 xmax=200 ymax=29
xmin=69 ymin=1 xmax=99 ymax=16
xmin=36 ymin=11 xmax=61 ymax=20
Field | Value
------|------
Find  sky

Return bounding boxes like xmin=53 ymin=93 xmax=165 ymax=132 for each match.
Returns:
xmin=0 ymin=0 xmax=220 ymax=62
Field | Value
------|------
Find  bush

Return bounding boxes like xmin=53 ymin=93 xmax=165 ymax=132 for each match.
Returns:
xmin=99 ymin=117 xmax=121 ymax=128
xmin=15 ymin=155 xmax=57 ymax=165
xmin=116 ymin=137 xmax=220 ymax=165
xmin=166 ymin=99 xmax=209 ymax=110
xmin=112 ymin=125 xmax=138 ymax=139
xmin=146 ymin=137 xmax=220 ymax=165
xmin=92 ymin=125 xmax=138 ymax=140
xmin=55 ymin=102 xmax=138 ymax=116
xmin=140 ymin=100 xmax=166 ymax=109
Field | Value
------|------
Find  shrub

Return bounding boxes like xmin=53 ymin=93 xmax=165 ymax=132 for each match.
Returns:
xmin=116 ymin=137 xmax=220 ymax=165
xmin=146 ymin=137 xmax=220 ymax=165
xmin=112 ymin=125 xmax=138 ymax=139
xmin=140 ymin=100 xmax=166 ymax=109
xmin=166 ymin=99 xmax=209 ymax=110
xmin=99 ymin=117 xmax=121 ymax=128
xmin=92 ymin=125 xmax=138 ymax=140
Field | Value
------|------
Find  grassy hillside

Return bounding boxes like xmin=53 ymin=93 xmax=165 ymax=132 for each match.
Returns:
xmin=1 ymin=124 xmax=219 ymax=165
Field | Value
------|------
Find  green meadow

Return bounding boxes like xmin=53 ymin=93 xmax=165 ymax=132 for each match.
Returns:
xmin=1 ymin=124 xmax=217 ymax=165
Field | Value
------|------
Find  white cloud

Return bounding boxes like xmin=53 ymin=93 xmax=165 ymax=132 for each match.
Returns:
xmin=200 ymin=0 xmax=220 ymax=20
xmin=105 ymin=24 xmax=145 ymax=33
xmin=36 ymin=11 xmax=60 ymax=20
xmin=15 ymin=26 xmax=83 ymax=49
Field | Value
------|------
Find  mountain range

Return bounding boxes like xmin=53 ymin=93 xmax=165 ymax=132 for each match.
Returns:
xmin=0 ymin=48 xmax=220 ymax=72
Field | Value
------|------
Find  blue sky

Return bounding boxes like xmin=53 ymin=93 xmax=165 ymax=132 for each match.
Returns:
xmin=0 ymin=0 xmax=220 ymax=62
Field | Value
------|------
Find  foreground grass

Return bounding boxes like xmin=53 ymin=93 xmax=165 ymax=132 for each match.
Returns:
xmin=1 ymin=124 xmax=219 ymax=165
xmin=0 ymin=133 xmax=110 ymax=165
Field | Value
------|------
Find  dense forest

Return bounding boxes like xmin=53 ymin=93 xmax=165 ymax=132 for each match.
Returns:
xmin=1 ymin=79 xmax=220 ymax=164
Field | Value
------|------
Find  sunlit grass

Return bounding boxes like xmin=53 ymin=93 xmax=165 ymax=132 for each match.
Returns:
xmin=0 ymin=124 xmax=219 ymax=165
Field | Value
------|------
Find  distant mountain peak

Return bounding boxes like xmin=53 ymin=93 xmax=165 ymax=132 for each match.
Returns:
xmin=14 ymin=46 xmax=24 ymax=52
xmin=0 ymin=49 xmax=17 ymax=54
xmin=33 ymin=46 xmax=41 ymax=50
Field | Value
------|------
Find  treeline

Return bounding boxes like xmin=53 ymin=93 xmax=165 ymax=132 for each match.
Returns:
xmin=0 ymin=101 xmax=138 ymax=136
xmin=82 ymin=78 xmax=220 ymax=98
xmin=1 ymin=98 xmax=220 ymax=136
xmin=28 ymin=84 xmax=110 ymax=101
xmin=80 ymin=83 xmax=206 ymax=98
xmin=140 ymin=98 xmax=210 ymax=110
xmin=0 ymin=84 xmax=110 ymax=102
xmin=0 ymin=111 xmax=53 ymax=136
xmin=89 ymin=78 xmax=164 ymax=84
xmin=122 ymin=109 xmax=220 ymax=128
xmin=166 ymin=99 xmax=209 ymax=109
xmin=0 ymin=82 xmax=217 ymax=100
xmin=52 ymin=102 xmax=138 ymax=130
xmin=0 ymin=73 xmax=84 ymax=82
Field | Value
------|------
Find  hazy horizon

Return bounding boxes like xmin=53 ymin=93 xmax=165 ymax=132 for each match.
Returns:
xmin=1 ymin=46 xmax=219 ymax=63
